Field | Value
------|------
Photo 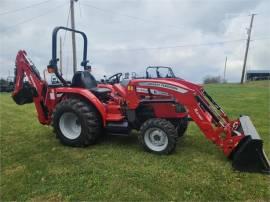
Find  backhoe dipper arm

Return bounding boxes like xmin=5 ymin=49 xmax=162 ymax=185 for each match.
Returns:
xmin=13 ymin=50 xmax=49 ymax=124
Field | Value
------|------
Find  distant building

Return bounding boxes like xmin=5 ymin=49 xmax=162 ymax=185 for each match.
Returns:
xmin=246 ymin=70 xmax=270 ymax=81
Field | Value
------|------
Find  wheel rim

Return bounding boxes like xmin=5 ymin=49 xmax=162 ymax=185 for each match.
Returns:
xmin=59 ymin=112 xmax=81 ymax=140
xmin=144 ymin=127 xmax=168 ymax=151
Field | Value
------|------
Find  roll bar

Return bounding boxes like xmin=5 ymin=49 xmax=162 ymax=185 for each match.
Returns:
xmin=146 ymin=66 xmax=175 ymax=78
xmin=47 ymin=26 xmax=89 ymax=86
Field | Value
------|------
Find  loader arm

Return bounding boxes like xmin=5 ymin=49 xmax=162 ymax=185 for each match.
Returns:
xmin=127 ymin=79 xmax=270 ymax=173
xmin=12 ymin=50 xmax=49 ymax=124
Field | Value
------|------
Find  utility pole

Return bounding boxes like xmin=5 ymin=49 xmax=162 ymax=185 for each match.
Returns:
xmin=240 ymin=14 xmax=256 ymax=84
xmin=70 ymin=0 xmax=78 ymax=74
xmin=59 ymin=37 xmax=63 ymax=75
xmin=224 ymin=56 xmax=227 ymax=83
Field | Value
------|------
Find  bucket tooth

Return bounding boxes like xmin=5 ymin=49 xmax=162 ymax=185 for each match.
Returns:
xmin=230 ymin=116 xmax=270 ymax=174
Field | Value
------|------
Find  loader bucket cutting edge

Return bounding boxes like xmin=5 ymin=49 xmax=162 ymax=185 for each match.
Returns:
xmin=230 ymin=116 xmax=270 ymax=174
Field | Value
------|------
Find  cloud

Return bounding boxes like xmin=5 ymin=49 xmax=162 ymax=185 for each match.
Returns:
xmin=0 ymin=0 xmax=269 ymax=83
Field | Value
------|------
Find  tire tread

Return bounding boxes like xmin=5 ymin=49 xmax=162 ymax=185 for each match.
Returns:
xmin=52 ymin=98 xmax=101 ymax=147
xmin=138 ymin=118 xmax=177 ymax=155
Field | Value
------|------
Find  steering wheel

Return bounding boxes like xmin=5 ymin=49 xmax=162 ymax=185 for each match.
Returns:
xmin=106 ymin=73 xmax=122 ymax=84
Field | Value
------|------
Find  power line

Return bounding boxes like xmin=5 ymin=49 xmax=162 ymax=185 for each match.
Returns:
xmin=251 ymin=36 xmax=270 ymax=41
xmin=80 ymin=3 xmax=265 ymax=39
xmin=91 ymin=38 xmax=246 ymax=52
xmin=80 ymin=3 xmax=269 ymax=44
xmin=63 ymin=6 xmax=71 ymax=46
xmin=0 ymin=0 xmax=52 ymax=16
xmin=89 ymin=37 xmax=269 ymax=53
xmin=80 ymin=2 xmax=185 ymax=30
xmin=4 ymin=3 xmax=67 ymax=31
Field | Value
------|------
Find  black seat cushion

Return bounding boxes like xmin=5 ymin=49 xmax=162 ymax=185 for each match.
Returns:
xmin=91 ymin=87 xmax=111 ymax=94
xmin=71 ymin=71 xmax=111 ymax=96
xmin=72 ymin=71 xmax=98 ymax=89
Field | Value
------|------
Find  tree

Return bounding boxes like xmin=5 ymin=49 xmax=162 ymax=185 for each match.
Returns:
xmin=203 ymin=75 xmax=222 ymax=84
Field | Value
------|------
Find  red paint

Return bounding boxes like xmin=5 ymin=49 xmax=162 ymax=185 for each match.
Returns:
xmin=13 ymin=50 xmax=246 ymax=157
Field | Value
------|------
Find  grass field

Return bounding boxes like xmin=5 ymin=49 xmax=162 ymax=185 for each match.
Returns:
xmin=1 ymin=81 xmax=270 ymax=201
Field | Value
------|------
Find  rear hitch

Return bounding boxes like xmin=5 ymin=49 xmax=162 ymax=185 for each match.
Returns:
xmin=230 ymin=116 xmax=270 ymax=174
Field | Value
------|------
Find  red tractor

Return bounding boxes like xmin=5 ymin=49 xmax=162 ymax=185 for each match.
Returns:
xmin=12 ymin=27 xmax=269 ymax=174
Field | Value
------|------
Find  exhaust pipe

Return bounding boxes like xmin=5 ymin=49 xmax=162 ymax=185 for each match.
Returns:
xmin=230 ymin=116 xmax=270 ymax=174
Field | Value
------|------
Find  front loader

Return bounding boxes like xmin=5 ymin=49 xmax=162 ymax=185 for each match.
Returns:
xmin=12 ymin=26 xmax=270 ymax=174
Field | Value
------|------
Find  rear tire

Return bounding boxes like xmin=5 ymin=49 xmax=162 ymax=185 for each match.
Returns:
xmin=52 ymin=98 xmax=101 ymax=147
xmin=138 ymin=118 xmax=177 ymax=155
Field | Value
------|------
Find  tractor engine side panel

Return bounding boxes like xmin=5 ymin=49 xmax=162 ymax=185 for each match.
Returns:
xmin=151 ymin=103 xmax=187 ymax=118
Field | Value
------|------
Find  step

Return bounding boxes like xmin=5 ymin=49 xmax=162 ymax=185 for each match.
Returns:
xmin=106 ymin=113 xmax=124 ymax=122
xmin=106 ymin=121 xmax=130 ymax=134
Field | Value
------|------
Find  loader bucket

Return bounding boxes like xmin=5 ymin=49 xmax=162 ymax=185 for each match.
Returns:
xmin=230 ymin=116 xmax=270 ymax=174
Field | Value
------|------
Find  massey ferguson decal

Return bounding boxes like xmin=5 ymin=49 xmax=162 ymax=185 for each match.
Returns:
xmin=139 ymin=82 xmax=188 ymax=93
xmin=136 ymin=87 xmax=169 ymax=96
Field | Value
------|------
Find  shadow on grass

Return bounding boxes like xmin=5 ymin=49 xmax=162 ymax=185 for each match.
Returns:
xmin=98 ymin=132 xmax=139 ymax=146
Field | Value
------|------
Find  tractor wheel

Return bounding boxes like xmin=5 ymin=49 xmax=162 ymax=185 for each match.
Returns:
xmin=52 ymin=98 xmax=101 ymax=147
xmin=139 ymin=118 xmax=177 ymax=155
xmin=176 ymin=116 xmax=188 ymax=137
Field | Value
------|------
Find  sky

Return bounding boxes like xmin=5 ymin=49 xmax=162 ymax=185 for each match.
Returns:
xmin=0 ymin=0 xmax=269 ymax=83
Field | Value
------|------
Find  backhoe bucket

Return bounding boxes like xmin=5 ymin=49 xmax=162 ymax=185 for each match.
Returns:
xmin=231 ymin=116 xmax=270 ymax=174
xmin=12 ymin=82 xmax=36 ymax=105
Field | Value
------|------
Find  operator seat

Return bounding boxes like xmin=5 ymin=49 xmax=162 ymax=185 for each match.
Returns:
xmin=71 ymin=71 xmax=111 ymax=97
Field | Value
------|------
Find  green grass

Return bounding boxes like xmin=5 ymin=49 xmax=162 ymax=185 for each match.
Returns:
xmin=1 ymin=81 xmax=270 ymax=201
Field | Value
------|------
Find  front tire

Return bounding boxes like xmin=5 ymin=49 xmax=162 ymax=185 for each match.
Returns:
xmin=52 ymin=98 xmax=101 ymax=147
xmin=138 ymin=118 xmax=177 ymax=155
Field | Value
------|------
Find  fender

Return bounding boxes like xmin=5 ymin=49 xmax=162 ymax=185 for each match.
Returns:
xmin=55 ymin=87 xmax=107 ymax=126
